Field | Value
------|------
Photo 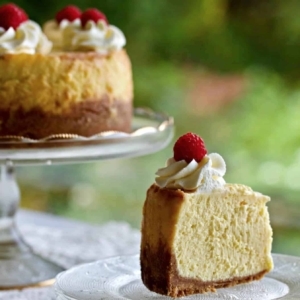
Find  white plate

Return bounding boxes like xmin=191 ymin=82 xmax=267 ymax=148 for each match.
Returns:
xmin=54 ymin=254 xmax=300 ymax=300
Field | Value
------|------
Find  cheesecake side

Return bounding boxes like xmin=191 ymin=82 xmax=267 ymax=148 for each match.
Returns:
xmin=140 ymin=183 xmax=273 ymax=298
xmin=0 ymin=50 xmax=133 ymax=138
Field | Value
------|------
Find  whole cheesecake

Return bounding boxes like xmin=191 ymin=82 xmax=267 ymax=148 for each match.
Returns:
xmin=0 ymin=4 xmax=133 ymax=139
xmin=140 ymin=133 xmax=273 ymax=297
xmin=0 ymin=50 xmax=132 ymax=138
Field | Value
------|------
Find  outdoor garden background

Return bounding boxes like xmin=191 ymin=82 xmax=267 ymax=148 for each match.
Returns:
xmin=2 ymin=0 xmax=300 ymax=255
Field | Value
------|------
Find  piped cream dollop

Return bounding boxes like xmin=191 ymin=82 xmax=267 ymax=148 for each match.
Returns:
xmin=43 ymin=19 xmax=80 ymax=50
xmin=155 ymin=153 xmax=226 ymax=192
xmin=62 ymin=20 xmax=126 ymax=53
xmin=0 ymin=20 xmax=52 ymax=55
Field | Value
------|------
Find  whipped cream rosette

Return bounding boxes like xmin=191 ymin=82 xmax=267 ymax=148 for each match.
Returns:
xmin=43 ymin=19 xmax=80 ymax=50
xmin=155 ymin=133 xmax=227 ymax=192
xmin=43 ymin=6 xmax=126 ymax=54
xmin=0 ymin=4 xmax=52 ymax=55
xmin=43 ymin=5 xmax=81 ymax=51
xmin=156 ymin=153 xmax=226 ymax=192
xmin=0 ymin=21 xmax=52 ymax=55
xmin=62 ymin=20 xmax=126 ymax=54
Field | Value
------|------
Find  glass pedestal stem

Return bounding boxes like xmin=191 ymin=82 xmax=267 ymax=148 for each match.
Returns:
xmin=0 ymin=165 xmax=64 ymax=289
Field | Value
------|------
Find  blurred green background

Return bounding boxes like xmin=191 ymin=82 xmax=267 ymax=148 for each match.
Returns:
xmin=2 ymin=0 xmax=300 ymax=255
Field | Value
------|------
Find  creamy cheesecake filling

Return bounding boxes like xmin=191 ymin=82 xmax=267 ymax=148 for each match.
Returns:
xmin=0 ymin=49 xmax=132 ymax=114
xmin=173 ymin=184 xmax=273 ymax=281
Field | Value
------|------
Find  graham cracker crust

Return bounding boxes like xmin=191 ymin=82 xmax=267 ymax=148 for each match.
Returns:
xmin=0 ymin=96 xmax=132 ymax=139
xmin=141 ymin=244 xmax=268 ymax=298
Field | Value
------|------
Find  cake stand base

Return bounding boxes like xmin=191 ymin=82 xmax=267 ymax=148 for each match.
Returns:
xmin=0 ymin=244 xmax=63 ymax=290
xmin=0 ymin=166 xmax=64 ymax=289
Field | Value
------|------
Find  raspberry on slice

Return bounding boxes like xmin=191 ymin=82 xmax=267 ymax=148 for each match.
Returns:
xmin=81 ymin=8 xmax=108 ymax=28
xmin=173 ymin=133 xmax=207 ymax=163
xmin=0 ymin=3 xmax=28 ymax=30
xmin=55 ymin=5 xmax=81 ymax=24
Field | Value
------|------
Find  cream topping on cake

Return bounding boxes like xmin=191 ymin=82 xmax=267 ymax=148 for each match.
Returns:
xmin=60 ymin=19 xmax=81 ymax=29
xmin=155 ymin=153 xmax=226 ymax=192
xmin=62 ymin=20 xmax=126 ymax=53
xmin=0 ymin=20 xmax=52 ymax=55
xmin=43 ymin=19 xmax=80 ymax=50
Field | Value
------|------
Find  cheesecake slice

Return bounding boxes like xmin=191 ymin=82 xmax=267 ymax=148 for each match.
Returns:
xmin=140 ymin=133 xmax=273 ymax=297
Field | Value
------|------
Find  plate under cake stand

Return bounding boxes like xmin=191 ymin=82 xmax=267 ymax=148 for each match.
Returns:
xmin=55 ymin=254 xmax=300 ymax=300
xmin=0 ymin=108 xmax=174 ymax=290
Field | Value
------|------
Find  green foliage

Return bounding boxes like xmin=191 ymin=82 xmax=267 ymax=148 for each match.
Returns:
xmin=133 ymin=62 xmax=186 ymax=116
xmin=2 ymin=0 xmax=299 ymax=253
xmin=1 ymin=0 xmax=300 ymax=74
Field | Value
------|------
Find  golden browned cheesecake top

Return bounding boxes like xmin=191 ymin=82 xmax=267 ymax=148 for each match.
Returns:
xmin=0 ymin=49 xmax=133 ymax=114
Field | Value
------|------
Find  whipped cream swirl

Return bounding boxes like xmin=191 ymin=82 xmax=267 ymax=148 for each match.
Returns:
xmin=155 ymin=153 xmax=226 ymax=192
xmin=43 ymin=19 xmax=80 ymax=50
xmin=62 ymin=20 xmax=126 ymax=53
xmin=0 ymin=21 xmax=52 ymax=55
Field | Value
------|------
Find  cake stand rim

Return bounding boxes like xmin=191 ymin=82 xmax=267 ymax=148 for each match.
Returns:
xmin=0 ymin=107 xmax=174 ymax=166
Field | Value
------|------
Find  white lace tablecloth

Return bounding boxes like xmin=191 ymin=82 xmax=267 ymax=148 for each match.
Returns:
xmin=0 ymin=217 xmax=141 ymax=300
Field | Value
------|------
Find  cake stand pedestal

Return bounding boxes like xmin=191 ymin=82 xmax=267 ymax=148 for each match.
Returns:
xmin=0 ymin=165 xmax=62 ymax=289
xmin=0 ymin=108 xmax=174 ymax=289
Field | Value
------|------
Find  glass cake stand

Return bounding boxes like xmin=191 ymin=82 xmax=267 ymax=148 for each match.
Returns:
xmin=0 ymin=108 xmax=174 ymax=290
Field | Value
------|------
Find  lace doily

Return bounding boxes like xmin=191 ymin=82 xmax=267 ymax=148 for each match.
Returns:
xmin=0 ymin=222 xmax=141 ymax=300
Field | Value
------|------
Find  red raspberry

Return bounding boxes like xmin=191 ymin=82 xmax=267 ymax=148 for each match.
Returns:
xmin=81 ymin=8 xmax=108 ymax=28
xmin=0 ymin=3 xmax=28 ymax=30
xmin=55 ymin=5 xmax=81 ymax=24
xmin=173 ymin=133 xmax=207 ymax=163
